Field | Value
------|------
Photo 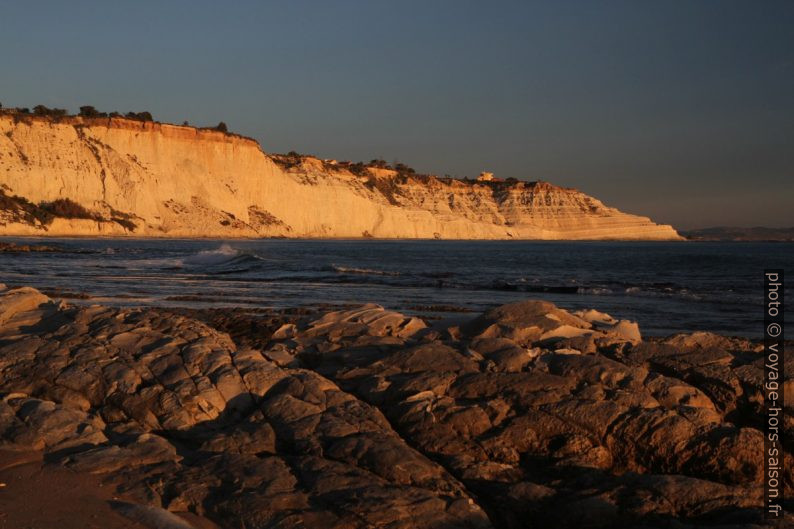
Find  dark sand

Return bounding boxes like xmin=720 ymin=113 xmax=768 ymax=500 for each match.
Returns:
xmin=0 ymin=450 xmax=219 ymax=529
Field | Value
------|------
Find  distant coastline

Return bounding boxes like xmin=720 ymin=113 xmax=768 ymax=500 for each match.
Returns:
xmin=681 ymin=226 xmax=794 ymax=242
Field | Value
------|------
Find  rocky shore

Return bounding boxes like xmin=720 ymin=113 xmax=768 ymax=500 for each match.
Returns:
xmin=0 ymin=285 xmax=790 ymax=528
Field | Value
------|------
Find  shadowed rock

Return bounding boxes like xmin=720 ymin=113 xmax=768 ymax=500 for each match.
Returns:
xmin=0 ymin=289 xmax=489 ymax=529
xmin=0 ymin=287 xmax=789 ymax=528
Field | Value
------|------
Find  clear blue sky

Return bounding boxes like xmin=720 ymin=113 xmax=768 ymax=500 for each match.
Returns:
xmin=1 ymin=0 xmax=792 ymax=228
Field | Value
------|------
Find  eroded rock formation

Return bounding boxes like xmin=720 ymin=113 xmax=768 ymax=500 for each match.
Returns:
xmin=0 ymin=286 xmax=788 ymax=528
xmin=0 ymin=114 xmax=682 ymax=240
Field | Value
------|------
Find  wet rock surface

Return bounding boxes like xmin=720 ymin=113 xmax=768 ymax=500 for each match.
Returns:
xmin=0 ymin=288 xmax=790 ymax=528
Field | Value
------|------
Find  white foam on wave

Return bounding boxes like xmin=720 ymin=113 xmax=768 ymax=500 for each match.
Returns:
xmin=331 ymin=265 xmax=400 ymax=276
xmin=623 ymin=285 xmax=703 ymax=301
xmin=578 ymin=287 xmax=613 ymax=295
xmin=181 ymin=244 xmax=243 ymax=266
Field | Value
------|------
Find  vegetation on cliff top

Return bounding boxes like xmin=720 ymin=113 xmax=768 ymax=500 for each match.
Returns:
xmin=0 ymin=102 xmax=239 ymax=138
xmin=3 ymin=100 xmax=527 ymax=191
xmin=2 ymin=101 xmax=562 ymax=212
xmin=270 ymin=151 xmax=530 ymax=206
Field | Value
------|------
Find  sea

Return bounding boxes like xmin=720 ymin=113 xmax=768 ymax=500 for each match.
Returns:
xmin=1 ymin=238 xmax=791 ymax=337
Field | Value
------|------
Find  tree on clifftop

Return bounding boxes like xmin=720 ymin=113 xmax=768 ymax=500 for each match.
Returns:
xmin=79 ymin=105 xmax=101 ymax=118
xmin=125 ymin=111 xmax=153 ymax=122
xmin=33 ymin=105 xmax=67 ymax=117
xmin=393 ymin=162 xmax=415 ymax=175
xmin=214 ymin=122 xmax=228 ymax=133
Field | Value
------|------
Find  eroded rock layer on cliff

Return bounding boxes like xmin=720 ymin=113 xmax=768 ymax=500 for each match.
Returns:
xmin=0 ymin=115 xmax=681 ymax=239
xmin=0 ymin=285 xmax=789 ymax=528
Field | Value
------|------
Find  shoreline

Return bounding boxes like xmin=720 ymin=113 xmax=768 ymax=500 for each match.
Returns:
xmin=0 ymin=284 xmax=789 ymax=528
xmin=1 ymin=234 xmax=690 ymax=242
xmin=1 ymin=236 xmax=785 ymax=338
xmin=0 ymin=277 xmax=767 ymax=339
xmin=6 ymin=234 xmax=794 ymax=245
xmin=0 ymin=283 xmax=770 ymax=341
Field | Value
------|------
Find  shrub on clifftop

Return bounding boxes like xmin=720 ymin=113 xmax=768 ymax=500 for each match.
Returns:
xmin=369 ymin=159 xmax=389 ymax=169
xmin=78 ymin=105 xmax=106 ymax=118
xmin=32 ymin=105 xmax=67 ymax=118
xmin=125 ymin=111 xmax=153 ymax=122
xmin=393 ymin=162 xmax=415 ymax=175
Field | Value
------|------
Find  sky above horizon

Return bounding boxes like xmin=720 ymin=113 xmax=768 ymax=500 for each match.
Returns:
xmin=1 ymin=0 xmax=792 ymax=229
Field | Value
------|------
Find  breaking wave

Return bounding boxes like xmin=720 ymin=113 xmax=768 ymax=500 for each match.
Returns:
xmin=330 ymin=265 xmax=401 ymax=276
xmin=179 ymin=244 xmax=264 ymax=271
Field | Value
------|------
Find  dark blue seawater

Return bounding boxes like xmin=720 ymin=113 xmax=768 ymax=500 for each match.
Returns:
xmin=1 ymin=238 xmax=791 ymax=337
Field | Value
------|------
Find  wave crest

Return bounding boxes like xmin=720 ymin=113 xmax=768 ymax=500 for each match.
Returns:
xmin=180 ymin=244 xmax=264 ymax=270
xmin=331 ymin=265 xmax=400 ymax=276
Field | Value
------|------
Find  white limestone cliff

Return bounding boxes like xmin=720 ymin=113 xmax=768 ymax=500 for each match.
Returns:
xmin=0 ymin=114 xmax=682 ymax=240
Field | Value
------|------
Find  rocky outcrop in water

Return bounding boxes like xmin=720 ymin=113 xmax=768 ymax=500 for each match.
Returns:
xmin=0 ymin=114 xmax=681 ymax=240
xmin=0 ymin=286 xmax=788 ymax=528
xmin=0 ymin=241 xmax=61 ymax=252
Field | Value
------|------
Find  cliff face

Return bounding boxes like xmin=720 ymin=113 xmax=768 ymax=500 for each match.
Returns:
xmin=0 ymin=114 xmax=682 ymax=240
